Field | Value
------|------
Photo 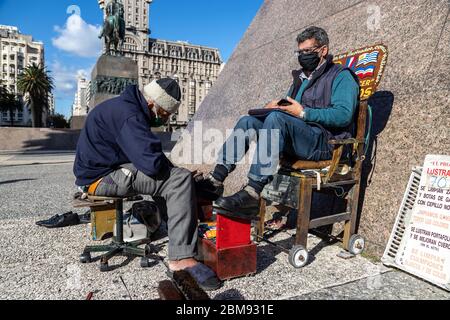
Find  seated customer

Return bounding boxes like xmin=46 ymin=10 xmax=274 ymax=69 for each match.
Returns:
xmin=74 ymin=78 xmax=221 ymax=291
xmin=197 ymin=26 xmax=360 ymax=220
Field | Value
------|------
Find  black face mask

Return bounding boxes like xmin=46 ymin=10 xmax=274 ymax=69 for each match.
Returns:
xmin=298 ymin=52 xmax=321 ymax=72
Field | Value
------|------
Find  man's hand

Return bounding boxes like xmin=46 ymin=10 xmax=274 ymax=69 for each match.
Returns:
xmin=279 ymin=97 xmax=305 ymax=118
xmin=265 ymin=100 xmax=280 ymax=109
xmin=192 ymin=170 xmax=204 ymax=182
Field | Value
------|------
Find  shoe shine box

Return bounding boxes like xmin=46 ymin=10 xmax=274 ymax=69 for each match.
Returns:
xmin=90 ymin=204 xmax=116 ymax=241
xmin=198 ymin=208 xmax=257 ymax=281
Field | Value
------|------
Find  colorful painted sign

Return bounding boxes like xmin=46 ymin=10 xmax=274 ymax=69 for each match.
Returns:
xmin=334 ymin=44 xmax=388 ymax=101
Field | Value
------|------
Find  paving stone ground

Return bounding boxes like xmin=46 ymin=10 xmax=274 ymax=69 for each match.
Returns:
xmin=0 ymin=153 xmax=448 ymax=300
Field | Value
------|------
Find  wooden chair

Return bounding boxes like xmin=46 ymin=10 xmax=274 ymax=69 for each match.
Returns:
xmin=257 ymin=44 xmax=388 ymax=268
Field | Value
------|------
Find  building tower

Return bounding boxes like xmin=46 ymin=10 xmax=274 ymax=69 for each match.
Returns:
xmin=0 ymin=25 xmax=45 ymax=127
xmin=97 ymin=0 xmax=223 ymax=127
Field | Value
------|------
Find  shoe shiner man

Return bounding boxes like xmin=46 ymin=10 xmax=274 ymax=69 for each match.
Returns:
xmin=197 ymin=27 xmax=360 ymax=220
xmin=74 ymin=78 xmax=221 ymax=291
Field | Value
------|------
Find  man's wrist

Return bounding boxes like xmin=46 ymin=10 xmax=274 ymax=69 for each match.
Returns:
xmin=299 ymin=108 xmax=306 ymax=119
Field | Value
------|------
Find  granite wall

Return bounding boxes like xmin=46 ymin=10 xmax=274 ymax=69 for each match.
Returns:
xmin=172 ymin=0 xmax=450 ymax=256
xmin=0 ymin=128 xmax=177 ymax=154
xmin=0 ymin=128 xmax=81 ymax=151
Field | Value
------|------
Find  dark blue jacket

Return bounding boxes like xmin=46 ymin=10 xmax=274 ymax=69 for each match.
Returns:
xmin=74 ymin=85 xmax=171 ymax=186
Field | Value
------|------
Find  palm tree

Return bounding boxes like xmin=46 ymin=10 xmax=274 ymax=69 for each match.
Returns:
xmin=0 ymin=84 xmax=6 ymax=125
xmin=0 ymin=81 xmax=7 ymax=102
xmin=17 ymin=63 xmax=54 ymax=128
xmin=0 ymin=84 xmax=6 ymax=98
xmin=0 ymin=90 xmax=22 ymax=127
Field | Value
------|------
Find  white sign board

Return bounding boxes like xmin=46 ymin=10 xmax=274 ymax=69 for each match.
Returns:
xmin=386 ymin=155 xmax=450 ymax=291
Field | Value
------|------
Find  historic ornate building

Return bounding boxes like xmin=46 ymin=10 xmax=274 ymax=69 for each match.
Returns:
xmin=72 ymin=77 xmax=91 ymax=117
xmin=0 ymin=25 xmax=51 ymax=127
xmin=98 ymin=0 xmax=223 ymax=127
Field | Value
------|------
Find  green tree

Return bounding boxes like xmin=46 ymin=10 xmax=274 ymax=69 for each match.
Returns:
xmin=0 ymin=84 xmax=6 ymax=125
xmin=0 ymin=83 xmax=6 ymax=99
xmin=47 ymin=113 xmax=69 ymax=128
xmin=0 ymin=81 xmax=7 ymax=105
xmin=0 ymin=90 xmax=22 ymax=127
xmin=17 ymin=63 xmax=54 ymax=128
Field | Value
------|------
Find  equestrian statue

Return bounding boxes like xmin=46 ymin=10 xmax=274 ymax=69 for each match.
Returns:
xmin=99 ymin=0 xmax=126 ymax=55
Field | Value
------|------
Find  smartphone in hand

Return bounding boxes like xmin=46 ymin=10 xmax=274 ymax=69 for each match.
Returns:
xmin=277 ymin=99 xmax=292 ymax=106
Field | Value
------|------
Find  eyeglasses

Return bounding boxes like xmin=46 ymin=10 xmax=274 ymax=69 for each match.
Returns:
xmin=294 ymin=45 xmax=325 ymax=56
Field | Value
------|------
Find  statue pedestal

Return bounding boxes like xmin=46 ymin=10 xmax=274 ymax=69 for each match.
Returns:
xmin=89 ymin=55 xmax=139 ymax=110
xmin=71 ymin=115 xmax=87 ymax=130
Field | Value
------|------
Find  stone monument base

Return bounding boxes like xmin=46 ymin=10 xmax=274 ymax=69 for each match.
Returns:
xmin=89 ymin=55 xmax=139 ymax=110
xmin=71 ymin=115 xmax=87 ymax=130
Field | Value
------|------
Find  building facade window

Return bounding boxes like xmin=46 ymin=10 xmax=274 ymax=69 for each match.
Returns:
xmin=97 ymin=0 xmax=222 ymax=127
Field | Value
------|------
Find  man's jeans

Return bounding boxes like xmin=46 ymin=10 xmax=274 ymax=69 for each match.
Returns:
xmin=219 ymin=111 xmax=333 ymax=183
xmin=94 ymin=164 xmax=198 ymax=261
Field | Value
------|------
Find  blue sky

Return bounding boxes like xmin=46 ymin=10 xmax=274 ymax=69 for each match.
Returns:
xmin=0 ymin=0 xmax=263 ymax=118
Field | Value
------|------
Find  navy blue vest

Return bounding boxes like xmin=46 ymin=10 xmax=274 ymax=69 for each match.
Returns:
xmin=288 ymin=56 xmax=360 ymax=140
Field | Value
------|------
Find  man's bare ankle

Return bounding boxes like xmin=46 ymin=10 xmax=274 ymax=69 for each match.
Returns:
xmin=168 ymin=258 xmax=199 ymax=271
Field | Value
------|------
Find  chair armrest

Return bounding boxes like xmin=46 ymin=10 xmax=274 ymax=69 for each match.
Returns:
xmin=329 ymin=138 xmax=365 ymax=145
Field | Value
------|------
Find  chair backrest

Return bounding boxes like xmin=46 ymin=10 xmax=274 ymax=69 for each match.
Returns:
xmin=333 ymin=44 xmax=389 ymax=142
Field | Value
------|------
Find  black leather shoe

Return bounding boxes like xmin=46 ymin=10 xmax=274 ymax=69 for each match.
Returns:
xmin=36 ymin=212 xmax=80 ymax=229
xmin=214 ymin=189 xmax=260 ymax=221
xmin=78 ymin=210 xmax=91 ymax=224
xmin=195 ymin=174 xmax=224 ymax=201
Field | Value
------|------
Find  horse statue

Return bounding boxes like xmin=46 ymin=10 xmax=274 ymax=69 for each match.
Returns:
xmin=99 ymin=0 xmax=125 ymax=55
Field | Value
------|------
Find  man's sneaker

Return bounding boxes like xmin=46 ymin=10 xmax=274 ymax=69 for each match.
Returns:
xmin=36 ymin=212 xmax=80 ymax=229
xmin=195 ymin=173 xmax=224 ymax=201
xmin=214 ymin=187 xmax=260 ymax=221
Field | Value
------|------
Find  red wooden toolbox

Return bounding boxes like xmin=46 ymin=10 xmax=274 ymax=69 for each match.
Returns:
xmin=198 ymin=209 xmax=257 ymax=281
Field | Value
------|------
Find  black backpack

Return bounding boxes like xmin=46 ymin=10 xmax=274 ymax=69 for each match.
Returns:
xmin=131 ymin=201 xmax=162 ymax=235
